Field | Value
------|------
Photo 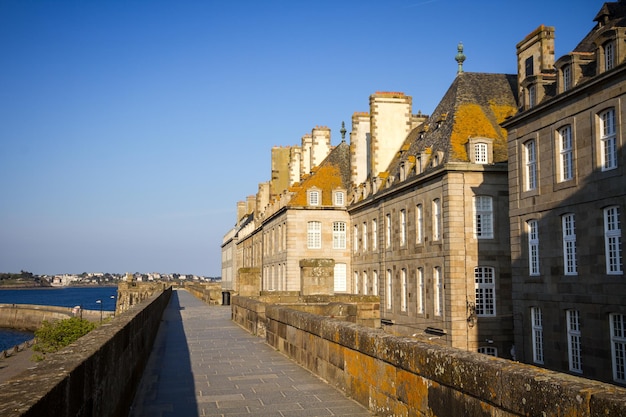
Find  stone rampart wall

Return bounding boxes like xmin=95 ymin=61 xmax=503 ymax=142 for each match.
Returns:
xmin=0 ymin=304 xmax=109 ymax=331
xmin=184 ymin=282 xmax=223 ymax=305
xmin=258 ymin=303 xmax=626 ymax=416
xmin=0 ymin=287 xmax=172 ymax=417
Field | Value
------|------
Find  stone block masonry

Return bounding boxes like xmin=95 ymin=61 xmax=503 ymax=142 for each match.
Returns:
xmin=0 ymin=287 xmax=172 ymax=417
xmin=258 ymin=303 xmax=626 ymax=416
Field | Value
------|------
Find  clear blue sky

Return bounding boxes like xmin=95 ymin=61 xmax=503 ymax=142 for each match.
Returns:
xmin=0 ymin=1 xmax=602 ymax=276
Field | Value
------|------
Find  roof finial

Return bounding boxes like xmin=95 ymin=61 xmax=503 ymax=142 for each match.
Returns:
xmin=340 ymin=121 xmax=346 ymax=142
xmin=455 ymin=42 xmax=466 ymax=74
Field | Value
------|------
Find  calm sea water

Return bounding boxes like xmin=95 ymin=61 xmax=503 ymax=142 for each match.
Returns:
xmin=0 ymin=287 xmax=118 ymax=351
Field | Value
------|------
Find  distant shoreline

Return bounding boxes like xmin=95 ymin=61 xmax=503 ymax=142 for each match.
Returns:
xmin=0 ymin=284 xmax=119 ymax=290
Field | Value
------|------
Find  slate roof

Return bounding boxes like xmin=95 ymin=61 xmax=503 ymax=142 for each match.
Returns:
xmin=287 ymin=140 xmax=351 ymax=207
xmin=382 ymin=72 xmax=517 ymax=186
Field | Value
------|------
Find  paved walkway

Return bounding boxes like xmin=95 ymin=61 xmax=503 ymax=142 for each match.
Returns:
xmin=129 ymin=289 xmax=373 ymax=417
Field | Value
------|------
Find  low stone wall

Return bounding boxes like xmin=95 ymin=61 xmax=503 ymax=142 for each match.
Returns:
xmin=184 ymin=282 xmax=223 ymax=305
xmin=262 ymin=304 xmax=626 ymax=417
xmin=0 ymin=287 xmax=172 ymax=417
xmin=0 ymin=304 xmax=110 ymax=331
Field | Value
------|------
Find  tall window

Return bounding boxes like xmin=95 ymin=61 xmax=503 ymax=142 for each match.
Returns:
xmin=567 ymin=309 xmax=582 ymax=373
xmin=475 ymin=267 xmax=496 ymax=316
xmin=400 ymin=209 xmax=407 ymax=246
xmin=531 ymin=307 xmax=544 ymax=364
xmin=416 ymin=204 xmax=423 ymax=244
xmin=372 ymin=218 xmax=378 ymax=251
xmin=386 ymin=270 xmax=392 ymax=310
xmin=332 ymin=221 xmax=346 ymax=249
xmin=525 ymin=140 xmax=537 ymax=191
xmin=528 ymin=84 xmax=536 ymax=108
xmin=605 ymin=41 xmax=615 ymax=71
xmin=334 ymin=263 xmax=346 ymax=292
xmin=562 ymin=214 xmax=577 ymax=275
xmin=558 ymin=125 xmax=573 ymax=181
xmin=417 ymin=268 xmax=424 ymax=314
xmin=610 ymin=313 xmax=626 ymax=383
xmin=400 ymin=268 xmax=408 ymax=312
xmin=433 ymin=199 xmax=441 ymax=241
xmin=363 ymin=271 xmax=368 ymax=295
xmin=307 ymin=221 xmax=321 ymax=249
xmin=600 ymin=108 xmax=617 ymax=171
xmin=528 ymin=220 xmax=540 ymax=275
xmin=353 ymin=225 xmax=359 ymax=253
xmin=604 ymin=206 xmax=623 ymax=274
xmin=385 ymin=213 xmax=392 ymax=248
xmin=474 ymin=196 xmax=493 ymax=239
xmin=434 ymin=266 xmax=443 ymax=316
xmin=478 ymin=347 xmax=498 ymax=357
xmin=362 ymin=222 xmax=368 ymax=252
xmin=334 ymin=191 xmax=344 ymax=206
xmin=562 ymin=65 xmax=572 ymax=91
xmin=354 ymin=271 xmax=359 ymax=294
xmin=474 ymin=143 xmax=488 ymax=164
xmin=372 ymin=270 xmax=378 ymax=296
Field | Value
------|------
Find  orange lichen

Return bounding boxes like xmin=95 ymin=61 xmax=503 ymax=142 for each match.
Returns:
xmin=287 ymin=164 xmax=345 ymax=207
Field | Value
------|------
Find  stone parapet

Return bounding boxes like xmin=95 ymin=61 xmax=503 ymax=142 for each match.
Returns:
xmin=0 ymin=287 xmax=172 ymax=417
xmin=261 ymin=303 xmax=626 ymax=417
xmin=184 ymin=282 xmax=222 ymax=305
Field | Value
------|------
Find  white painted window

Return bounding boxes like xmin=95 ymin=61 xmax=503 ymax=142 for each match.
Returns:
xmin=386 ymin=269 xmax=392 ymax=310
xmin=478 ymin=347 xmax=497 ymax=357
xmin=353 ymin=224 xmax=359 ymax=253
xmin=332 ymin=221 xmax=346 ymax=249
xmin=604 ymin=206 xmax=623 ymax=274
xmin=474 ymin=143 xmax=488 ymax=164
xmin=400 ymin=268 xmax=408 ymax=312
xmin=610 ymin=313 xmax=626 ymax=383
xmin=385 ymin=213 xmax=392 ymax=248
xmin=307 ymin=221 xmax=321 ymax=249
xmin=562 ymin=65 xmax=572 ymax=91
xmin=363 ymin=271 xmax=368 ymax=295
xmin=525 ymin=140 xmax=537 ymax=191
xmin=562 ymin=214 xmax=577 ymax=275
xmin=474 ymin=196 xmax=493 ymax=239
xmin=362 ymin=222 xmax=367 ymax=252
xmin=309 ymin=190 xmax=320 ymax=206
xmin=372 ymin=270 xmax=378 ymax=296
xmin=416 ymin=204 xmax=423 ymax=244
xmin=528 ymin=84 xmax=536 ymax=108
xmin=433 ymin=199 xmax=441 ymax=241
xmin=334 ymin=263 xmax=347 ymax=292
xmin=527 ymin=220 xmax=540 ymax=276
xmin=434 ymin=266 xmax=443 ymax=316
xmin=475 ymin=267 xmax=496 ymax=316
xmin=600 ymin=108 xmax=617 ymax=171
xmin=567 ymin=309 xmax=582 ymax=373
xmin=334 ymin=191 xmax=344 ymax=206
xmin=605 ymin=41 xmax=615 ymax=71
xmin=372 ymin=218 xmax=378 ymax=251
xmin=558 ymin=125 xmax=573 ymax=181
xmin=354 ymin=271 xmax=359 ymax=294
xmin=531 ymin=307 xmax=544 ymax=364
xmin=400 ymin=209 xmax=406 ymax=246
xmin=417 ymin=268 xmax=424 ymax=314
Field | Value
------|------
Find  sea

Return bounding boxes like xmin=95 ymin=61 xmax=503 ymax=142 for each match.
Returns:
xmin=0 ymin=286 xmax=118 ymax=352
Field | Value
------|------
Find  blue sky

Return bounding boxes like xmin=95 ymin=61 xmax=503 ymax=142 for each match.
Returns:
xmin=0 ymin=1 xmax=603 ymax=276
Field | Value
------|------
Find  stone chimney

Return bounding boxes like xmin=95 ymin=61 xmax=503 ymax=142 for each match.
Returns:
xmin=350 ymin=112 xmax=371 ymax=186
xmin=289 ymin=146 xmax=302 ymax=186
xmin=515 ymin=25 xmax=556 ymax=109
xmin=270 ymin=146 xmax=291 ymax=196
xmin=300 ymin=134 xmax=312 ymax=177
xmin=236 ymin=201 xmax=246 ymax=226
xmin=369 ymin=92 xmax=413 ymax=177
xmin=311 ymin=126 xmax=331 ymax=168
xmin=256 ymin=182 xmax=270 ymax=219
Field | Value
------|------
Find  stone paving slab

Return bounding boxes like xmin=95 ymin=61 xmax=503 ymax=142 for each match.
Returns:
xmin=129 ymin=289 xmax=373 ymax=417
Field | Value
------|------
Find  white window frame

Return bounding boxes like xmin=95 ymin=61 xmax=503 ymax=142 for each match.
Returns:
xmin=604 ymin=206 xmax=623 ymax=274
xmin=558 ymin=125 xmax=574 ymax=182
xmin=605 ymin=41 xmax=615 ymax=71
xmin=363 ymin=271 xmax=368 ymax=295
xmin=362 ymin=222 xmax=368 ymax=252
xmin=400 ymin=268 xmax=408 ymax=312
xmin=334 ymin=191 xmax=344 ymax=206
xmin=528 ymin=84 xmax=536 ymax=108
xmin=474 ymin=142 xmax=488 ymax=164
xmin=334 ymin=263 xmax=347 ymax=292
xmin=610 ymin=313 xmax=626 ymax=383
xmin=354 ymin=271 xmax=359 ymax=294
xmin=600 ymin=108 xmax=617 ymax=171
xmin=417 ymin=268 xmax=424 ymax=314
xmin=528 ymin=220 xmax=540 ymax=276
xmin=433 ymin=199 xmax=441 ymax=241
xmin=567 ymin=309 xmax=582 ymax=373
xmin=474 ymin=196 xmax=494 ymax=239
xmin=308 ymin=190 xmax=320 ymax=206
xmin=353 ymin=224 xmax=359 ymax=253
xmin=332 ymin=221 xmax=346 ymax=250
xmin=525 ymin=140 xmax=537 ymax=191
xmin=563 ymin=64 xmax=572 ymax=91
xmin=400 ymin=209 xmax=407 ymax=247
xmin=307 ymin=221 xmax=321 ymax=249
xmin=434 ymin=266 xmax=443 ymax=316
xmin=416 ymin=204 xmax=423 ymax=244
xmin=531 ymin=307 xmax=544 ymax=364
xmin=478 ymin=347 xmax=498 ymax=357
xmin=385 ymin=213 xmax=392 ymax=248
xmin=475 ymin=266 xmax=496 ymax=316
xmin=372 ymin=270 xmax=378 ymax=296
xmin=386 ymin=269 xmax=392 ymax=311
xmin=372 ymin=218 xmax=378 ymax=251
xmin=562 ymin=213 xmax=577 ymax=275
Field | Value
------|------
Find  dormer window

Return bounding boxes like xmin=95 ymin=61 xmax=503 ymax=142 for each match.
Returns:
xmin=475 ymin=143 xmax=488 ymax=164
xmin=467 ymin=137 xmax=493 ymax=164
xmin=399 ymin=162 xmax=407 ymax=181
xmin=605 ymin=41 xmax=615 ymax=71
xmin=334 ymin=190 xmax=345 ymax=206
xmin=308 ymin=190 xmax=320 ymax=206
xmin=528 ymin=84 xmax=536 ymax=108
xmin=563 ymin=64 xmax=572 ymax=91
